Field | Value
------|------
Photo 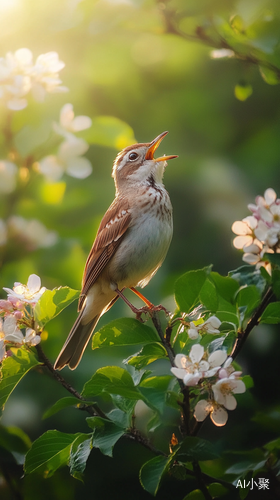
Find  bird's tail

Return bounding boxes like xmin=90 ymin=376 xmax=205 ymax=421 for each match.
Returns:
xmin=54 ymin=312 xmax=101 ymax=370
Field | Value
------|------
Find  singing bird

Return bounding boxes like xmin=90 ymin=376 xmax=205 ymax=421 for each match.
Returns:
xmin=54 ymin=131 xmax=177 ymax=370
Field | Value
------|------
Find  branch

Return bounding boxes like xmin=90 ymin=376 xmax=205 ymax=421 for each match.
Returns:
xmin=35 ymin=344 xmax=107 ymax=419
xmin=230 ymin=286 xmax=274 ymax=360
xmin=159 ymin=2 xmax=280 ymax=78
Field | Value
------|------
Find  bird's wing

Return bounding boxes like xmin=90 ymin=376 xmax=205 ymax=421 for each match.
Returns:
xmin=78 ymin=197 xmax=131 ymax=310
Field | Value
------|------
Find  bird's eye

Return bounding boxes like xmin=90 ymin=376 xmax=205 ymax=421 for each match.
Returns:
xmin=128 ymin=152 xmax=138 ymax=161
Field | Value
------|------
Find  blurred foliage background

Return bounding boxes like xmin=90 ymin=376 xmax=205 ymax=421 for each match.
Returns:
xmin=1 ymin=0 xmax=280 ymax=499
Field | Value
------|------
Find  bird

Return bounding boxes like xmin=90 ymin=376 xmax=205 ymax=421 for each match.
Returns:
xmin=54 ymin=131 xmax=177 ymax=370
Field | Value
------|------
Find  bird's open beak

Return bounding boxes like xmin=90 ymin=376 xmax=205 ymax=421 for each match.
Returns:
xmin=145 ymin=131 xmax=178 ymax=162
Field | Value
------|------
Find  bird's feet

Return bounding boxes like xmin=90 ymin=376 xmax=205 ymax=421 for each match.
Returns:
xmin=135 ymin=304 xmax=170 ymax=322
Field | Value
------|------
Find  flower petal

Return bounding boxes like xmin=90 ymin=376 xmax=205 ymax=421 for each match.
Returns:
xmin=194 ymin=400 xmax=211 ymax=422
xmin=224 ymin=394 xmax=237 ymax=410
xmin=66 ymin=157 xmax=92 ymax=179
xmin=189 ymin=344 xmax=204 ymax=364
xmin=264 ymin=188 xmax=276 ymax=206
xmin=208 ymin=350 xmax=227 ymax=367
xmin=211 ymin=406 xmax=228 ymax=426
xmin=170 ymin=367 xmax=186 ymax=380
xmin=27 ymin=274 xmax=41 ymax=294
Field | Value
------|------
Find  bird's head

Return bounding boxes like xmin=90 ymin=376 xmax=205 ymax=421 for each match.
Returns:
xmin=112 ymin=131 xmax=177 ymax=192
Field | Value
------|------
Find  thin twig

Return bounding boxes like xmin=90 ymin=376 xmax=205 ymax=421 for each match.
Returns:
xmin=35 ymin=344 xmax=107 ymax=418
xmin=230 ymin=287 xmax=274 ymax=360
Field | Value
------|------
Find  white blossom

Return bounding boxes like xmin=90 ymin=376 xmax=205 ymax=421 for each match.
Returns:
xmin=3 ymin=274 xmax=47 ymax=305
xmin=0 ymin=161 xmax=18 ymax=194
xmin=8 ymin=216 xmax=58 ymax=250
xmin=194 ymin=400 xmax=228 ymax=426
xmin=24 ymin=328 xmax=41 ymax=346
xmin=39 ymin=134 xmax=92 ymax=181
xmin=212 ymin=376 xmax=246 ymax=410
xmin=0 ymin=316 xmax=23 ymax=361
xmin=232 ymin=188 xmax=280 ymax=272
xmin=188 ymin=316 xmax=221 ymax=339
xmin=58 ymin=103 xmax=92 ymax=133
xmin=0 ymin=48 xmax=67 ymax=110
xmin=171 ymin=345 xmax=227 ymax=386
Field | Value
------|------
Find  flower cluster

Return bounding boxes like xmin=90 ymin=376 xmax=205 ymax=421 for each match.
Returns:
xmin=232 ymin=188 xmax=280 ymax=272
xmin=0 ymin=216 xmax=57 ymax=250
xmin=187 ymin=315 xmax=221 ymax=340
xmin=0 ymin=48 xmax=68 ymax=110
xmin=38 ymin=103 xmax=92 ymax=181
xmin=0 ymin=274 xmax=46 ymax=362
xmin=171 ymin=346 xmax=246 ymax=426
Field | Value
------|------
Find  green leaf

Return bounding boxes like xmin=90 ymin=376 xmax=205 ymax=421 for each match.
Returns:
xmin=215 ymin=311 xmax=239 ymax=326
xmin=211 ymin=273 xmax=239 ymax=303
xmin=229 ymin=265 xmax=266 ymax=294
xmin=43 ymin=397 xmax=93 ymax=419
xmin=140 ymin=455 xmax=173 ymax=496
xmin=0 ymin=425 xmax=31 ymax=465
xmin=199 ymin=278 xmax=218 ymax=311
xmin=264 ymin=253 xmax=280 ymax=266
xmin=24 ymin=430 xmax=86 ymax=476
xmin=82 ymin=115 xmax=136 ymax=150
xmin=183 ymin=491 xmax=205 ymax=500
xmin=124 ymin=343 xmax=167 ymax=369
xmin=235 ymin=285 xmax=261 ymax=317
xmin=234 ymin=82 xmax=253 ymax=101
xmin=69 ymin=435 xmax=92 ymax=481
xmin=92 ymin=318 xmax=158 ymax=350
xmin=208 ymin=482 xmax=229 ymax=497
xmin=86 ymin=417 xmax=125 ymax=457
xmin=260 ymin=302 xmax=280 ymax=324
xmin=175 ymin=436 xmax=219 ymax=461
xmin=139 ymin=375 xmax=173 ymax=413
xmin=242 ymin=375 xmax=254 ymax=389
xmin=272 ymin=269 xmax=280 ymax=299
xmin=34 ymin=287 xmax=80 ymax=327
xmin=174 ymin=266 xmax=212 ymax=313
xmin=259 ymin=66 xmax=280 ymax=85
xmin=264 ymin=437 xmax=280 ymax=452
xmin=0 ymin=347 xmax=41 ymax=416
xmin=14 ymin=120 xmax=51 ymax=157
xmin=82 ymin=366 xmax=141 ymax=400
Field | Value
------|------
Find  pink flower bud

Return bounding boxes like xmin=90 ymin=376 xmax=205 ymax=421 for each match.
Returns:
xmin=0 ymin=300 xmax=13 ymax=312
xmin=14 ymin=310 xmax=23 ymax=320
xmin=219 ymin=368 xmax=228 ymax=379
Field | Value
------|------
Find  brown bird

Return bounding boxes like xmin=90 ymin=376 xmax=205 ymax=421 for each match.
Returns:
xmin=54 ymin=131 xmax=177 ymax=370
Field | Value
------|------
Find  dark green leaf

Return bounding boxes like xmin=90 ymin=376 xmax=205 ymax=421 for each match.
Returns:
xmin=0 ymin=425 xmax=31 ymax=465
xmin=110 ymin=394 xmax=137 ymax=415
xmin=0 ymin=347 xmax=41 ymax=416
xmin=242 ymin=375 xmax=254 ymax=389
xmin=43 ymin=397 xmax=93 ymax=419
xmin=174 ymin=266 xmax=212 ymax=313
xmin=272 ymin=269 xmax=280 ymax=299
xmin=235 ymin=285 xmax=261 ymax=317
xmin=24 ymin=430 xmax=86 ymax=476
xmin=229 ymin=266 xmax=266 ymax=294
xmin=264 ymin=437 xmax=280 ymax=452
xmin=199 ymin=278 xmax=218 ymax=311
xmin=208 ymin=483 xmax=229 ymax=497
xmin=183 ymin=491 xmax=205 ymax=500
xmin=264 ymin=253 xmax=280 ymax=266
xmin=211 ymin=273 xmax=239 ymax=303
xmin=82 ymin=366 xmax=141 ymax=400
xmin=86 ymin=417 xmax=125 ymax=457
xmin=69 ymin=436 xmax=92 ymax=481
xmin=34 ymin=287 xmax=79 ymax=327
xmin=124 ymin=343 xmax=167 ymax=369
xmin=140 ymin=455 xmax=173 ymax=496
xmin=139 ymin=376 xmax=173 ymax=413
xmin=175 ymin=436 xmax=219 ymax=461
xmin=215 ymin=311 xmax=239 ymax=326
xmin=260 ymin=302 xmax=280 ymax=324
xmin=92 ymin=318 xmax=158 ymax=350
